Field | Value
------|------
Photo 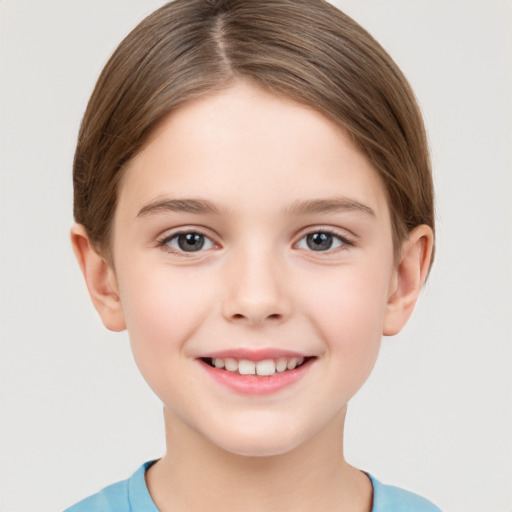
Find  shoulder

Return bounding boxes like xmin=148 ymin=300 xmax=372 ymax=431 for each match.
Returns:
xmin=63 ymin=462 xmax=158 ymax=512
xmin=369 ymin=474 xmax=443 ymax=512
xmin=63 ymin=479 xmax=129 ymax=512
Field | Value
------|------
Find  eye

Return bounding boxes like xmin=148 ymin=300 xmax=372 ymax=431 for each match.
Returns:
xmin=161 ymin=231 xmax=215 ymax=253
xmin=296 ymin=231 xmax=349 ymax=252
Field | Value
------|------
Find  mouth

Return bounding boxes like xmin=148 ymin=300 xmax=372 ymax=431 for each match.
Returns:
xmin=200 ymin=356 xmax=314 ymax=376
xmin=197 ymin=352 xmax=316 ymax=395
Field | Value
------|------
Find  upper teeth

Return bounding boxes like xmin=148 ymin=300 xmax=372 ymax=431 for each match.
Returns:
xmin=212 ymin=357 xmax=305 ymax=376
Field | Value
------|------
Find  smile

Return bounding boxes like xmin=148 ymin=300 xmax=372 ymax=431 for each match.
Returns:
xmin=198 ymin=352 xmax=316 ymax=395
xmin=203 ymin=356 xmax=309 ymax=376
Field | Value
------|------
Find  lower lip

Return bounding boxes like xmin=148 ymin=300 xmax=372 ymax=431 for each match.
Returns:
xmin=198 ymin=359 xmax=314 ymax=395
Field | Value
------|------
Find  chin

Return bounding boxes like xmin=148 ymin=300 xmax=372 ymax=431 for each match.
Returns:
xmin=205 ymin=421 xmax=311 ymax=458
xmin=220 ymin=438 xmax=300 ymax=458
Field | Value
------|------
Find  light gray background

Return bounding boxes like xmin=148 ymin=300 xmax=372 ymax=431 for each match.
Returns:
xmin=1 ymin=1 xmax=511 ymax=511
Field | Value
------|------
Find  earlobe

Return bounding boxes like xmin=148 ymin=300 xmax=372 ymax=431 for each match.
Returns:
xmin=70 ymin=223 xmax=126 ymax=332
xmin=383 ymin=225 xmax=434 ymax=336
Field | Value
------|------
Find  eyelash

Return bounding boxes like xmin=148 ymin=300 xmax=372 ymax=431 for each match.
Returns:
xmin=295 ymin=229 xmax=354 ymax=253
xmin=156 ymin=228 xmax=355 ymax=255
xmin=157 ymin=229 xmax=216 ymax=255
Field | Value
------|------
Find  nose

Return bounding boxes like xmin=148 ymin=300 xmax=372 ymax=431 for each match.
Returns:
xmin=221 ymin=247 xmax=292 ymax=326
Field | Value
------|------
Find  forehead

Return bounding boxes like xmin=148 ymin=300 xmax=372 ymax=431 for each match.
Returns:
xmin=118 ymin=82 xmax=389 ymax=220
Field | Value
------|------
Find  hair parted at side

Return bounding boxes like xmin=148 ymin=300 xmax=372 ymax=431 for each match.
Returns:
xmin=73 ymin=0 xmax=434 ymax=262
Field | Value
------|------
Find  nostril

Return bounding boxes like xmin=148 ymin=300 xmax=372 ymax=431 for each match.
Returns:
xmin=229 ymin=312 xmax=282 ymax=323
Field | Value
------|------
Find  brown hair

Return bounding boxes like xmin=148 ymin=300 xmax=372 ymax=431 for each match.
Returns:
xmin=73 ymin=0 xmax=434 ymax=261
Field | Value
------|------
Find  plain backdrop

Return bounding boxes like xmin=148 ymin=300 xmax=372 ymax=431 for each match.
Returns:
xmin=1 ymin=1 xmax=511 ymax=511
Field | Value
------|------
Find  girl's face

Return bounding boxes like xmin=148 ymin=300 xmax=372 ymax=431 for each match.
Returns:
xmin=110 ymin=82 xmax=398 ymax=456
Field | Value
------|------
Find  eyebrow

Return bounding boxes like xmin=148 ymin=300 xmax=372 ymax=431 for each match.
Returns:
xmin=285 ymin=197 xmax=375 ymax=217
xmin=137 ymin=198 xmax=222 ymax=218
xmin=137 ymin=196 xmax=375 ymax=219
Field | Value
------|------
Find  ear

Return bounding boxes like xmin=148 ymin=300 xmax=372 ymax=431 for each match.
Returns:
xmin=383 ymin=225 xmax=434 ymax=336
xmin=70 ymin=223 xmax=126 ymax=332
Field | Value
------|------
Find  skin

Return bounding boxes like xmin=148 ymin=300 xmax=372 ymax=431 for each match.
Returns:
xmin=72 ymin=82 xmax=433 ymax=512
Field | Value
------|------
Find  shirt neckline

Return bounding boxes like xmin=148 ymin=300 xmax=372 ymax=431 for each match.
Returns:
xmin=131 ymin=461 xmax=378 ymax=512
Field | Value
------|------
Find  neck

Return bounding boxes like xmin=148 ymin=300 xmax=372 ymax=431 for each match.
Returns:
xmin=146 ymin=407 xmax=372 ymax=512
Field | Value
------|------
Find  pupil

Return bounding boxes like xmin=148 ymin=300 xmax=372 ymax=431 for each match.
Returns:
xmin=178 ymin=233 xmax=204 ymax=252
xmin=307 ymin=233 xmax=333 ymax=251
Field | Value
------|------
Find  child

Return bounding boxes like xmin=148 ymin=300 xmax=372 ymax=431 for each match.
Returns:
xmin=65 ymin=0 xmax=441 ymax=510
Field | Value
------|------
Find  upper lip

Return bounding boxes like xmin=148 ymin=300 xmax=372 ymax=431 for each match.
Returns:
xmin=197 ymin=348 xmax=314 ymax=361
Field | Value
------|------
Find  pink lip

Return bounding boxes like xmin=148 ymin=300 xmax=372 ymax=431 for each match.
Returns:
xmin=199 ymin=348 xmax=311 ymax=361
xmin=197 ymin=356 xmax=315 ymax=395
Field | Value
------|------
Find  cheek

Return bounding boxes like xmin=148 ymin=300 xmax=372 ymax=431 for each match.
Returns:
xmin=297 ymin=261 xmax=392 ymax=361
xmin=117 ymin=264 xmax=216 ymax=372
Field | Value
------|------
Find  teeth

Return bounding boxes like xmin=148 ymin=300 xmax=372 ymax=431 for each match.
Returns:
xmin=256 ymin=359 xmax=276 ymax=376
xmin=287 ymin=357 xmax=298 ymax=370
xmin=209 ymin=356 xmax=307 ymax=376
xmin=238 ymin=359 xmax=256 ymax=375
xmin=224 ymin=358 xmax=238 ymax=372
xmin=276 ymin=358 xmax=288 ymax=373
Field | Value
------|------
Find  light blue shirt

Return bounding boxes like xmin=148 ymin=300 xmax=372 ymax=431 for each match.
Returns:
xmin=64 ymin=461 xmax=442 ymax=512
